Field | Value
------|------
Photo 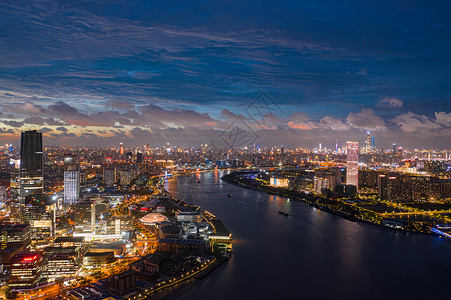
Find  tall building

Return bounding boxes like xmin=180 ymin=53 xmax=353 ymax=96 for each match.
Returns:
xmin=64 ymin=164 xmax=80 ymax=206
xmin=9 ymin=251 xmax=43 ymax=289
xmin=9 ymin=158 xmax=21 ymax=199
xmin=0 ymin=224 xmax=31 ymax=250
xmin=346 ymin=141 xmax=359 ymax=189
xmin=365 ymin=131 xmax=371 ymax=153
xmin=19 ymin=131 xmax=44 ymax=205
xmin=103 ymin=167 xmax=116 ymax=185
xmin=20 ymin=131 xmax=45 ymax=225
xmin=119 ymin=143 xmax=124 ymax=155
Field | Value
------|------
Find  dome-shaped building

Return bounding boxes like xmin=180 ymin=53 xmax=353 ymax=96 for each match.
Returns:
xmin=140 ymin=213 xmax=169 ymax=225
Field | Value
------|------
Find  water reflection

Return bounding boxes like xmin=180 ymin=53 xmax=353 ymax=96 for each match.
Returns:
xmin=160 ymin=171 xmax=451 ymax=300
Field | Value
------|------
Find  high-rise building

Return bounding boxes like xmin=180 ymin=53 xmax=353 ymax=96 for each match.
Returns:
xmin=64 ymin=164 xmax=80 ymax=206
xmin=0 ymin=224 xmax=31 ymax=250
xmin=9 ymin=158 xmax=21 ymax=199
xmin=103 ymin=167 xmax=116 ymax=185
xmin=63 ymin=154 xmax=75 ymax=165
xmin=136 ymin=152 xmax=144 ymax=164
xmin=365 ymin=131 xmax=371 ymax=153
xmin=119 ymin=143 xmax=124 ymax=155
xmin=9 ymin=251 xmax=43 ymax=289
xmin=19 ymin=131 xmax=44 ymax=206
xmin=346 ymin=141 xmax=359 ymax=189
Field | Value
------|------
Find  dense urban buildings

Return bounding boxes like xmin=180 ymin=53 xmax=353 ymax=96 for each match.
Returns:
xmin=0 ymin=129 xmax=450 ymax=299
xmin=346 ymin=141 xmax=359 ymax=189
xmin=19 ymin=131 xmax=44 ymax=211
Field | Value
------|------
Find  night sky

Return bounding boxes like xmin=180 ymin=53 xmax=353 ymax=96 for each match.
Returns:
xmin=1 ymin=0 xmax=451 ymax=149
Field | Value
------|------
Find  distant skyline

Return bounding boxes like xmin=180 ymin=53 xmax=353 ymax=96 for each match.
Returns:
xmin=1 ymin=1 xmax=451 ymax=148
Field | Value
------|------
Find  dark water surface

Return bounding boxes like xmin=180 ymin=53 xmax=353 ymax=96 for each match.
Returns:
xmin=161 ymin=171 xmax=451 ymax=300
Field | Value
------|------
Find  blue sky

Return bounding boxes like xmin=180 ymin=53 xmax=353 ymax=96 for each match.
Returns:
xmin=1 ymin=0 xmax=451 ymax=148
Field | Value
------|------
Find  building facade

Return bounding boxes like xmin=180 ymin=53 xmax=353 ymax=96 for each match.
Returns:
xmin=346 ymin=141 xmax=359 ymax=189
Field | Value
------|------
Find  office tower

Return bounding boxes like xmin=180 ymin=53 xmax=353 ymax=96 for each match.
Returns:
xmin=335 ymin=139 xmax=338 ymax=153
xmin=365 ymin=131 xmax=371 ymax=153
xmin=19 ymin=130 xmax=44 ymax=205
xmin=119 ymin=143 xmax=124 ymax=155
xmin=0 ymin=224 xmax=31 ymax=250
xmin=136 ymin=152 xmax=144 ymax=164
xmin=91 ymin=202 xmax=96 ymax=234
xmin=9 ymin=158 xmax=21 ymax=199
xmin=104 ymin=167 xmax=116 ymax=185
xmin=64 ymin=154 xmax=75 ymax=165
xmin=64 ymin=164 xmax=80 ymax=206
xmin=9 ymin=251 xmax=43 ymax=289
xmin=314 ymin=177 xmax=329 ymax=195
xmin=372 ymin=137 xmax=375 ymax=151
xmin=79 ymin=169 xmax=86 ymax=187
xmin=119 ymin=169 xmax=133 ymax=185
xmin=393 ymin=143 xmax=397 ymax=154
xmin=346 ymin=141 xmax=359 ymax=189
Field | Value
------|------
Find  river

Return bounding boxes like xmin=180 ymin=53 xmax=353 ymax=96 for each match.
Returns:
xmin=163 ymin=170 xmax=451 ymax=300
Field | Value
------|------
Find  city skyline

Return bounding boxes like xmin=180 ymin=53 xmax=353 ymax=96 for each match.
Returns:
xmin=0 ymin=1 xmax=451 ymax=148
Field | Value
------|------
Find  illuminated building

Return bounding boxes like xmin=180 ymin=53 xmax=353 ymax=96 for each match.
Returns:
xmin=346 ymin=141 xmax=359 ymax=189
xmin=118 ymin=169 xmax=133 ymax=185
xmin=31 ymin=219 xmax=54 ymax=241
xmin=158 ymin=238 xmax=207 ymax=256
xmin=45 ymin=253 xmax=81 ymax=280
xmin=19 ymin=131 xmax=44 ymax=219
xmin=0 ymin=224 xmax=31 ymax=250
xmin=83 ymin=251 xmax=115 ymax=269
xmin=175 ymin=210 xmax=202 ymax=223
xmin=365 ymin=131 xmax=371 ymax=153
xmin=269 ymin=177 xmax=289 ymax=187
xmin=53 ymin=236 xmax=84 ymax=248
xmin=9 ymin=158 xmax=20 ymax=199
xmin=136 ymin=152 xmax=144 ymax=163
xmin=314 ymin=177 xmax=329 ymax=195
xmin=108 ymin=270 xmax=137 ymax=295
xmin=140 ymin=213 xmax=169 ymax=225
xmin=119 ymin=143 xmax=124 ymax=155
xmin=64 ymin=164 xmax=80 ymax=206
xmin=9 ymin=251 xmax=43 ymax=289
xmin=103 ymin=167 xmax=116 ymax=185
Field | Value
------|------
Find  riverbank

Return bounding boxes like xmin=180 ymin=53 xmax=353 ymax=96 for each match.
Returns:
xmin=221 ymin=171 xmax=432 ymax=234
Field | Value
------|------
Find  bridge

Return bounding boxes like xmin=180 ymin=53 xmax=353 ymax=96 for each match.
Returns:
xmin=430 ymin=227 xmax=451 ymax=239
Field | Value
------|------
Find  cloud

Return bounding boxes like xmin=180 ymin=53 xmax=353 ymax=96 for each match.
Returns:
xmin=434 ymin=112 xmax=451 ymax=127
xmin=221 ymin=109 xmax=240 ymax=120
xmin=316 ymin=116 xmax=349 ymax=131
xmin=379 ymin=97 xmax=403 ymax=108
xmin=0 ymin=128 xmax=15 ymax=134
xmin=4 ymin=102 xmax=44 ymax=115
xmin=139 ymin=105 xmax=217 ymax=129
xmin=23 ymin=116 xmax=65 ymax=126
xmin=2 ymin=120 xmax=23 ymax=127
xmin=106 ymin=100 xmax=134 ymax=111
xmin=393 ymin=112 xmax=442 ymax=133
xmin=346 ymin=109 xmax=386 ymax=131
xmin=287 ymin=121 xmax=312 ymax=130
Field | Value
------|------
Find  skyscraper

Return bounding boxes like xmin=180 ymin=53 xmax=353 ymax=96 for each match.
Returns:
xmin=346 ymin=141 xmax=359 ymax=189
xmin=19 ymin=131 xmax=44 ymax=206
xmin=365 ymin=131 xmax=371 ymax=153
xmin=119 ymin=143 xmax=124 ymax=155
xmin=64 ymin=163 xmax=80 ymax=206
